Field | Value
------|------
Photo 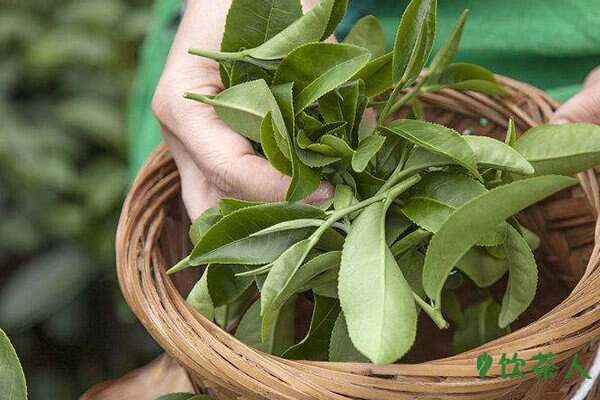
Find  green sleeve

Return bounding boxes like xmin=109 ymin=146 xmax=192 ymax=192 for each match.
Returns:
xmin=127 ymin=0 xmax=180 ymax=179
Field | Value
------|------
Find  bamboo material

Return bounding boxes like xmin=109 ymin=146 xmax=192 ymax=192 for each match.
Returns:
xmin=116 ymin=76 xmax=600 ymax=399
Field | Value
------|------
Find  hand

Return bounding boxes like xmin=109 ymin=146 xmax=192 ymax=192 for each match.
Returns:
xmin=551 ymin=67 xmax=600 ymax=124
xmin=152 ymin=0 xmax=332 ymax=220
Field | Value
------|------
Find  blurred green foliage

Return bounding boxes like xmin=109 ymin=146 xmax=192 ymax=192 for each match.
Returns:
xmin=0 ymin=0 xmax=159 ymax=397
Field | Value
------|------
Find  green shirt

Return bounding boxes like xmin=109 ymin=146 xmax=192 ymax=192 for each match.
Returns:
xmin=128 ymin=0 xmax=600 ymax=176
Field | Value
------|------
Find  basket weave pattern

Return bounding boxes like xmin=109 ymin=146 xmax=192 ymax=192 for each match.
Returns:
xmin=117 ymin=76 xmax=600 ymax=400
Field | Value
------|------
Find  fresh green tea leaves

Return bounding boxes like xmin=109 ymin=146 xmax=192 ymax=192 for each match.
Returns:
xmin=187 ymin=270 xmax=215 ymax=320
xmin=429 ymin=10 xmax=467 ymax=74
xmin=383 ymin=120 xmax=480 ymax=178
xmin=464 ymin=136 xmax=534 ymax=175
xmin=426 ymin=63 xmax=505 ymax=95
xmin=261 ymin=113 xmax=292 ymax=175
xmin=186 ymin=79 xmax=281 ymax=142
xmin=329 ymin=313 xmax=369 ymax=362
xmin=514 ymin=123 xmax=600 ymax=176
xmin=274 ymin=43 xmax=370 ymax=113
xmin=453 ymin=299 xmax=509 ymax=353
xmin=236 ymin=298 xmax=296 ymax=356
xmin=423 ymin=175 xmax=576 ymax=307
xmin=352 ymin=135 xmax=386 ymax=172
xmin=0 ymin=328 xmax=27 ymax=400
xmin=283 ymin=295 xmax=340 ymax=360
xmin=339 ymin=202 xmax=417 ymax=363
xmin=353 ymin=52 xmax=393 ymax=97
xmin=392 ymin=0 xmax=436 ymax=85
xmin=189 ymin=207 xmax=222 ymax=245
xmin=180 ymin=203 xmax=324 ymax=271
xmin=343 ymin=15 xmax=386 ymax=59
xmin=498 ymin=225 xmax=538 ymax=328
xmin=456 ymin=247 xmax=508 ymax=288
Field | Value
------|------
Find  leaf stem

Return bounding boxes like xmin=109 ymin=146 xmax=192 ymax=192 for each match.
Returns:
xmin=387 ymin=77 xmax=428 ymax=117
xmin=189 ymin=48 xmax=243 ymax=62
xmin=413 ymin=294 xmax=449 ymax=329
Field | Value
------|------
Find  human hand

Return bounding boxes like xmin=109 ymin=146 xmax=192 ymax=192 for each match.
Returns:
xmin=152 ymin=0 xmax=332 ymax=220
xmin=551 ymin=67 xmax=600 ymax=125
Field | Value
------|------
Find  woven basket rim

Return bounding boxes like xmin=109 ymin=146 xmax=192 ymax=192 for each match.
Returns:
xmin=117 ymin=74 xmax=600 ymax=399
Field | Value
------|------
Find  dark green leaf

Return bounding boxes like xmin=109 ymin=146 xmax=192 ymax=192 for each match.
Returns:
xmin=181 ymin=202 xmax=324 ymax=270
xmin=429 ymin=10 xmax=467 ymax=74
xmin=343 ymin=15 xmax=386 ymax=59
xmin=261 ymin=249 xmax=341 ymax=340
xmin=236 ymin=297 xmax=296 ymax=356
xmin=273 ymin=43 xmax=370 ymax=113
xmin=189 ymin=207 xmax=222 ymax=245
xmin=187 ymin=271 xmax=214 ymax=320
xmin=453 ymin=299 xmax=509 ymax=353
xmin=392 ymin=0 xmax=436 ymax=85
xmin=390 ymin=228 xmax=431 ymax=256
xmin=513 ymin=123 xmax=600 ymax=176
xmin=219 ymin=198 xmax=263 ymax=215
xmin=397 ymin=248 xmax=426 ymax=299
xmin=261 ymin=113 xmax=292 ymax=175
xmin=207 ymin=265 xmax=256 ymax=307
xmin=385 ymin=205 xmax=412 ymax=245
xmin=283 ymin=295 xmax=340 ymax=360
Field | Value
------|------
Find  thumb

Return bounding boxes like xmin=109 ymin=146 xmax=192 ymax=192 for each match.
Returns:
xmin=221 ymin=154 xmax=334 ymax=204
xmin=551 ymin=81 xmax=600 ymax=125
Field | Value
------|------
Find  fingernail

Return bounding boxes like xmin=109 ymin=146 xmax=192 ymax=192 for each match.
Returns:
xmin=305 ymin=182 xmax=334 ymax=204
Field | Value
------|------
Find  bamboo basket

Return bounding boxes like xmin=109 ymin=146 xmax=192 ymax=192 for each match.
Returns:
xmin=117 ymin=75 xmax=600 ymax=400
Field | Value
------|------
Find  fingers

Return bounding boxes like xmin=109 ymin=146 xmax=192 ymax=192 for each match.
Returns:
xmin=551 ymin=79 xmax=600 ymax=125
xmin=162 ymin=127 xmax=220 ymax=220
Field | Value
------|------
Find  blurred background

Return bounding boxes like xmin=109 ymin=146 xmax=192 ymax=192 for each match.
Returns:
xmin=0 ymin=0 xmax=161 ymax=397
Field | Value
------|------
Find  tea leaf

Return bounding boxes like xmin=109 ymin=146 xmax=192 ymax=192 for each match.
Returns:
xmin=464 ymin=136 xmax=534 ymax=175
xmin=392 ymin=0 xmax=436 ymax=85
xmin=283 ymin=295 xmax=340 ymax=360
xmin=390 ymin=228 xmax=431 ymax=256
xmin=186 ymin=79 xmax=281 ymax=142
xmin=206 ymin=265 xmax=256 ymax=307
xmin=333 ymin=183 xmax=355 ymax=210
xmin=423 ymin=175 xmax=577 ymax=307
xmin=513 ymin=123 xmax=600 ymax=176
xmin=236 ymin=298 xmax=296 ymax=356
xmin=192 ymin=228 xmax=313 ymax=265
xmin=221 ymin=0 xmax=303 ymax=84
xmin=189 ymin=207 xmax=222 ymax=245
xmin=221 ymin=0 xmax=303 ymax=53
xmin=339 ymin=201 xmax=417 ymax=363
xmin=261 ymin=113 xmax=292 ymax=175
xmin=273 ymin=43 xmax=370 ymax=113
xmin=244 ymin=0 xmax=339 ymax=60
xmin=376 ymin=132 xmax=406 ymax=178
xmin=429 ymin=10 xmax=467 ymax=74
xmin=187 ymin=271 xmax=214 ymax=320
xmin=219 ymin=198 xmax=263 ymax=215
xmin=498 ymin=225 xmax=538 ymax=328
xmin=261 ymin=249 xmax=341 ymax=340
xmin=353 ymin=52 xmax=393 ymax=97
xmin=271 ymin=82 xmax=323 ymax=202
xmin=453 ymin=299 xmax=509 ymax=353
xmin=385 ymin=205 xmax=412 ymax=245
xmin=409 ymin=172 xmax=486 ymax=207
xmin=383 ymin=120 xmax=480 ymax=178
xmin=320 ymin=134 xmax=354 ymax=157
xmin=328 ymin=313 xmax=369 ymax=362
xmin=352 ymin=135 xmax=386 ymax=172
xmin=397 ymin=249 xmax=426 ymax=299
xmin=426 ymin=63 xmax=505 ymax=95
xmin=456 ymin=247 xmax=508 ymax=288
xmin=323 ymin=0 xmax=349 ymax=39
xmin=343 ymin=15 xmax=386 ymax=59
xmin=251 ymin=219 xmax=325 ymax=236
xmin=441 ymin=290 xmax=463 ymax=328
xmin=0 ymin=328 xmax=27 ymax=400
xmin=181 ymin=203 xmax=324 ymax=270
